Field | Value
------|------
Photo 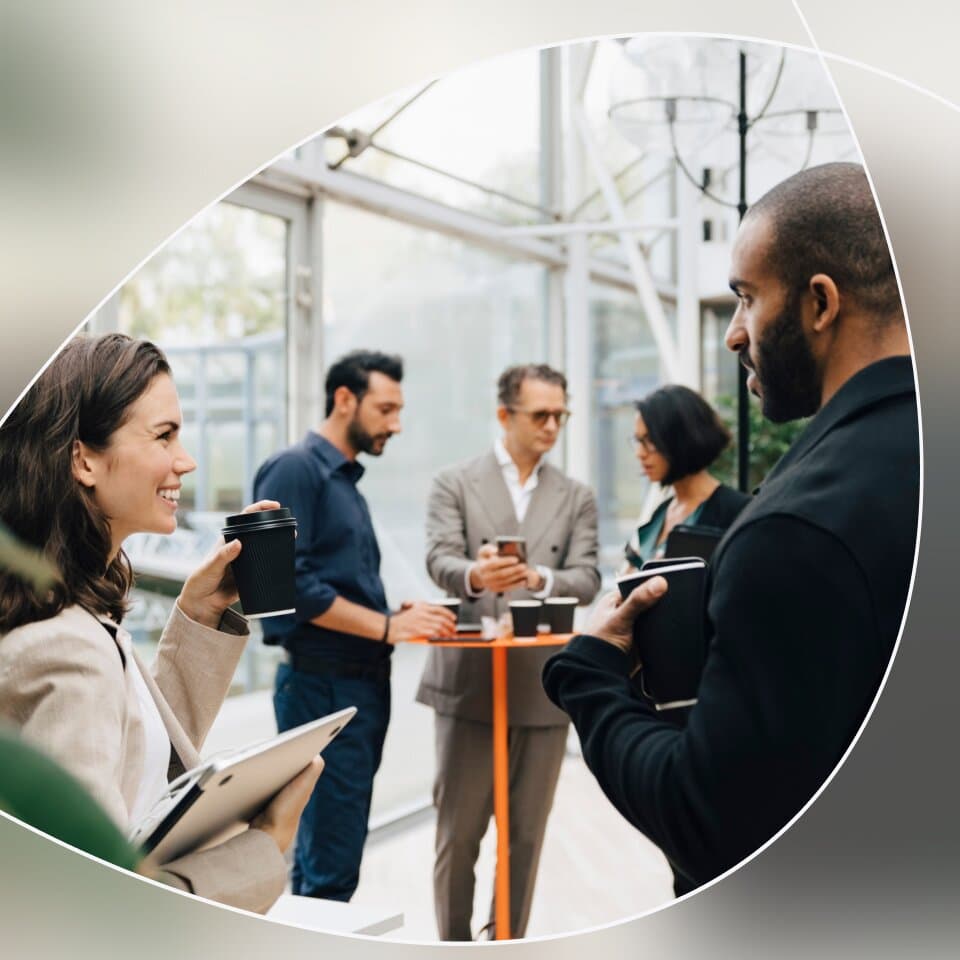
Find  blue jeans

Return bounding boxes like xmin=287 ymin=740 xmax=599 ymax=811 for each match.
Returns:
xmin=273 ymin=660 xmax=391 ymax=901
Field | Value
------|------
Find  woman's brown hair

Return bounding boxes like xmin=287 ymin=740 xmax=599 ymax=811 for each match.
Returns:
xmin=0 ymin=334 xmax=171 ymax=631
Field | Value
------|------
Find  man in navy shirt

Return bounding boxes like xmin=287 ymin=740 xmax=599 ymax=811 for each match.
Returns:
xmin=254 ymin=350 xmax=456 ymax=901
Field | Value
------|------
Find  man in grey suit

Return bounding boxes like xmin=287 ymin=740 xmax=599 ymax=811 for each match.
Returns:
xmin=416 ymin=363 xmax=601 ymax=940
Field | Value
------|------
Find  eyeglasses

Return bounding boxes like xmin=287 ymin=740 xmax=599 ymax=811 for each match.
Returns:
xmin=507 ymin=407 xmax=572 ymax=427
xmin=629 ymin=432 xmax=657 ymax=454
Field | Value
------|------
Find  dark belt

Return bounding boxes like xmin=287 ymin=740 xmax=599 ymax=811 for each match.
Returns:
xmin=286 ymin=651 xmax=391 ymax=681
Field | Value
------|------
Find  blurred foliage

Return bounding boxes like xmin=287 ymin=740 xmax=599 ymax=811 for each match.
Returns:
xmin=0 ymin=728 xmax=141 ymax=872
xmin=712 ymin=394 xmax=808 ymax=491
xmin=118 ymin=202 xmax=286 ymax=344
xmin=0 ymin=519 xmax=58 ymax=589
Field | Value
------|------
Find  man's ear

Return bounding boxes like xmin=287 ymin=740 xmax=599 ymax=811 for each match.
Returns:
xmin=808 ymin=273 xmax=841 ymax=333
xmin=71 ymin=440 xmax=98 ymax=488
xmin=496 ymin=405 xmax=510 ymax=430
xmin=332 ymin=385 xmax=358 ymax=416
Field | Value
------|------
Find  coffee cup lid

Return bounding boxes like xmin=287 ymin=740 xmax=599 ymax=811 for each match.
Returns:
xmin=223 ymin=507 xmax=293 ymax=527
xmin=509 ymin=600 xmax=542 ymax=607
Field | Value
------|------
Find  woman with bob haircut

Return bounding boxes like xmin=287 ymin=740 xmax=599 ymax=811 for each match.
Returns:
xmin=0 ymin=333 xmax=321 ymax=913
xmin=625 ymin=384 xmax=750 ymax=568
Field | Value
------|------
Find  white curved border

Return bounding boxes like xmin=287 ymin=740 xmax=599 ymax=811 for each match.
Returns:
xmin=0 ymin=23 xmax=934 ymax=954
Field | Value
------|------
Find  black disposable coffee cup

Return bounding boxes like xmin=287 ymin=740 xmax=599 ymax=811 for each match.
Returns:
xmin=221 ymin=508 xmax=298 ymax=619
xmin=509 ymin=600 xmax=542 ymax=639
xmin=544 ymin=597 xmax=578 ymax=634
xmin=432 ymin=597 xmax=461 ymax=622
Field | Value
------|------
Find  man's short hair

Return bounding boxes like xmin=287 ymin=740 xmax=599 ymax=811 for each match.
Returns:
xmin=325 ymin=350 xmax=404 ymax=416
xmin=635 ymin=385 xmax=731 ymax=486
xmin=746 ymin=162 xmax=902 ymax=322
xmin=497 ymin=364 xmax=567 ymax=408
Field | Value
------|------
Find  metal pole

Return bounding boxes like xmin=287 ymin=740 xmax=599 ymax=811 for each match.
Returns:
xmin=737 ymin=49 xmax=750 ymax=492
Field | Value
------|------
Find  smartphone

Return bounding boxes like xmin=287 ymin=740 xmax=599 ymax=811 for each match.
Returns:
xmin=664 ymin=524 xmax=725 ymax=563
xmin=496 ymin=535 xmax=527 ymax=564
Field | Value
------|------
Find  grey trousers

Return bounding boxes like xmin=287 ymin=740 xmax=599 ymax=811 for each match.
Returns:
xmin=432 ymin=714 xmax=568 ymax=941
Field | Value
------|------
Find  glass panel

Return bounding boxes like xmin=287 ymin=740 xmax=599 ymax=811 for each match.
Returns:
xmin=331 ymin=51 xmax=543 ymax=222
xmin=591 ymin=283 xmax=662 ymax=577
xmin=208 ymin=421 xmax=245 ymax=513
xmin=701 ymin=303 xmax=738 ymax=403
xmin=118 ymin=203 xmax=287 ymax=345
xmin=322 ymin=199 xmax=546 ymax=597
xmin=112 ymin=200 xmax=291 ymax=695
xmin=580 ymin=40 xmax=646 ymax=214
xmin=206 ymin=351 xmax=246 ymax=408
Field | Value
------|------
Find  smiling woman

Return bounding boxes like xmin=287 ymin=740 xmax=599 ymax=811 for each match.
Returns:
xmin=0 ymin=333 xmax=321 ymax=913
xmin=71 ymin=372 xmax=197 ymax=552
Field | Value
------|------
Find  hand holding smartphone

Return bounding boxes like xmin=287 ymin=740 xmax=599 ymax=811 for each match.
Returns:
xmin=495 ymin=535 xmax=527 ymax=564
xmin=469 ymin=537 xmax=529 ymax=594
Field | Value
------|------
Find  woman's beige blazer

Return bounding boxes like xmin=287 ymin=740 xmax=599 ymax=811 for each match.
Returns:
xmin=0 ymin=601 xmax=286 ymax=913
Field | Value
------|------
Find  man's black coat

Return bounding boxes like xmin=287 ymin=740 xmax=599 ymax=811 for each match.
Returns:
xmin=543 ymin=357 xmax=920 ymax=892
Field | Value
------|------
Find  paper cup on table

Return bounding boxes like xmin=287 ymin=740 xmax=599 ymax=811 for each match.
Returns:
xmin=544 ymin=597 xmax=578 ymax=633
xmin=221 ymin=508 xmax=298 ymax=619
xmin=431 ymin=597 xmax=461 ymax=622
xmin=509 ymin=600 xmax=542 ymax=640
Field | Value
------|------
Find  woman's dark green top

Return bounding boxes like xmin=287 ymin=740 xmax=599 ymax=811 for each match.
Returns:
xmin=625 ymin=483 xmax=751 ymax=569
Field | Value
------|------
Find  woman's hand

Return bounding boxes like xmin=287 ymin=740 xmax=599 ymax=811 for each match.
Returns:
xmin=177 ymin=500 xmax=281 ymax=628
xmin=250 ymin=756 xmax=324 ymax=853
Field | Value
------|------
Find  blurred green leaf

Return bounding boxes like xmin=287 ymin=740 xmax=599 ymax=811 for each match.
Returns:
xmin=0 ymin=519 xmax=58 ymax=589
xmin=713 ymin=394 xmax=808 ymax=491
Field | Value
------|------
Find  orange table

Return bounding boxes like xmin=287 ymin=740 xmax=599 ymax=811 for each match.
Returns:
xmin=408 ymin=631 xmax=571 ymax=940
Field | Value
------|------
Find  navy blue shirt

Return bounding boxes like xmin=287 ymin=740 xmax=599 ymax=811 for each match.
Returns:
xmin=253 ymin=432 xmax=390 ymax=663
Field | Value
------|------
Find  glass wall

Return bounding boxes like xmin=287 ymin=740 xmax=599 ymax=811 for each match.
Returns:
xmin=591 ymin=284 xmax=662 ymax=575
xmin=325 ymin=50 xmax=543 ymax=223
xmin=104 ymin=201 xmax=290 ymax=685
xmin=322 ymin=199 xmax=547 ymax=599
xmin=701 ymin=302 xmax=739 ymax=403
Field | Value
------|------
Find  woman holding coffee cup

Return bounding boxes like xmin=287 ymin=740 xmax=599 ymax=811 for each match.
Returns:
xmin=0 ymin=333 xmax=320 ymax=913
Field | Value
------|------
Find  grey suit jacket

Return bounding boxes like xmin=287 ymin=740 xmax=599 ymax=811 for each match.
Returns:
xmin=0 ymin=602 xmax=286 ymax=913
xmin=416 ymin=450 xmax=600 ymax=725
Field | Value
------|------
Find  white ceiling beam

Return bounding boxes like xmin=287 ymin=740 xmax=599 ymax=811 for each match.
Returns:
xmin=572 ymin=103 xmax=682 ymax=383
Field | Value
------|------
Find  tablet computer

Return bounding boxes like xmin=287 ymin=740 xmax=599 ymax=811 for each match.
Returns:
xmin=131 ymin=706 xmax=356 ymax=866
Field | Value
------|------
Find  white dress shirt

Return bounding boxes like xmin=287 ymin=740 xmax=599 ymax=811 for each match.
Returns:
xmin=127 ymin=650 xmax=173 ymax=826
xmin=464 ymin=438 xmax=554 ymax=599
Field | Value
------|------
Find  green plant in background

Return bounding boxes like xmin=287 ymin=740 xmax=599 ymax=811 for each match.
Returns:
xmin=713 ymin=394 xmax=808 ymax=492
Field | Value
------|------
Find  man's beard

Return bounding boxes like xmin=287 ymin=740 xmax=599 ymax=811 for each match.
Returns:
xmin=347 ymin=416 xmax=390 ymax=456
xmin=749 ymin=290 xmax=822 ymax=423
